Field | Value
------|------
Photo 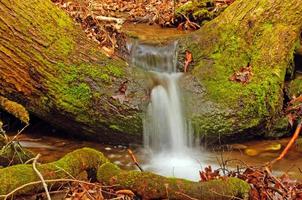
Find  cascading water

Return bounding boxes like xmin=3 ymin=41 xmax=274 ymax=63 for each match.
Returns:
xmin=143 ymin=72 xmax=193 ymax=153
xmin=130 ymin=41 xmax=203 ymax=180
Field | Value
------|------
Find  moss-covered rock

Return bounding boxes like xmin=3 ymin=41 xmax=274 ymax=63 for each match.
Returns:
xmin=1 ymin=0 xmax=301 ymax=145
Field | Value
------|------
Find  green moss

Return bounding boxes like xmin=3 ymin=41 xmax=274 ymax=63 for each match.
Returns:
xmin=109 ymin=124 xmax=123 ymax=131
xmin=179 ymin=0 xmax=301 ymax=140
xmin=14 ymin=0 xmax=75 ymax=57
xmin=100 ymin=74 xmax=110 ymax=83
xmin=176 ymin=0 xmax=225 ymax=24
xmin=97 ymin=163 xmax=121 ymax=182
xmin=0 ymin=148 xmax=109 ymax=195
xmin=49 ymin=61 xmax=126 ymax=114
xmin=98 ymin=163 xmax=250 ymax=200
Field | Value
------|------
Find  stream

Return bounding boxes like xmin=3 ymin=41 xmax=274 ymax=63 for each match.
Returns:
xmin=15 ymin=27 xmax=302 ymax=181
xmin=8 ymin=24 xmax=302 ymax=182
xmin=15 ymin=126 xmax=302 ymax=181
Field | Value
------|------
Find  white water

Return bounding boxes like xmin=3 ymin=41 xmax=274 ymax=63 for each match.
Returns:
xmin=130 ymin=41 xmax=205 ymax=180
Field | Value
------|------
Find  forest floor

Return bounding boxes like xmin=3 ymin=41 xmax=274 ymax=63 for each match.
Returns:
xmin=51 ymin=0 xmax=232 ymax=56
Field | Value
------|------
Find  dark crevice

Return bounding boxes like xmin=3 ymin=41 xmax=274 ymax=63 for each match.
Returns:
xmin=294 ymin=53 xmax=302 ymax=76
xmin=282 ymin=86 xmax=291 ymax=110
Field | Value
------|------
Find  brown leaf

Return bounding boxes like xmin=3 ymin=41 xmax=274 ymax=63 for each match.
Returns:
xmin=184 ymin=50 xmax=192 ymax=72
xmin=116 ymin=189 xmax=135 ymax=197
xmin=230 ymin=63 xmax=253 ymax=84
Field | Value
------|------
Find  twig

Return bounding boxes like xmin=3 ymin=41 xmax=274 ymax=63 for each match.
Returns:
xmin=95 ymin=16 xmax=125 ymax=25
xmin=210 ymin=189 xmax=244 ymax=200
xmin=32 ymin=154 xmax=51 ymax=200
xmin=271 ymin=122 xmax=302 ymax=164
xmin=264 ymin=166 xmax=288 ymax=193
xmin=6 ymin=124 xmax=29 ymax=145
xmin=127 ymin=149 xmax=144 ymax=172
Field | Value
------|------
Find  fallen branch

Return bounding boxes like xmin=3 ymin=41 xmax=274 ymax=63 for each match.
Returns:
xmin=271 ymin=122 xmax=302 ymax=164
xmin=0 ymin=148 xmax=109 ymax=196
xmin=127 ymin=149 xmax=143 ymax=172
xmin=95 ymin=16 xmax=125 ymax=25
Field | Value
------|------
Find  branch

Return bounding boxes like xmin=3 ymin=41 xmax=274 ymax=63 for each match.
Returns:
xmin=32 ymin=154 xmax=51 ymax=200
xmin=271 ymin=122 xmax=302 ymax=164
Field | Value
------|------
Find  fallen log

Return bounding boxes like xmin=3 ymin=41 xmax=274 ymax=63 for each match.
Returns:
xmin=0 ymin=148 xmax=250 ymax=199
xmin=97 ymin=162 xmax=250 ymax=200
xmin=0 ymin=148 xmax=109 ymax=197
xmin=0 ymin=0 xmax=145 ymax=144
xmin=179 ymin=0 xmax=302 ymax=141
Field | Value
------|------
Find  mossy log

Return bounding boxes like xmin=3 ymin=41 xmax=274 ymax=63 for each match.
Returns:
xmin=0 ymin=148 xmax=250 ymax=199
xmin=97 ymin=163 xmax=250 ymax=200
xmin=1 ymin=0 xmax=302 ymax=143
xmin=0 ymin=148 xmax=109 ymax=196
xmin=0 ymin=0 xmax=146 ymax=144
xmin=179 ymin=0 xmax=302 ymax=141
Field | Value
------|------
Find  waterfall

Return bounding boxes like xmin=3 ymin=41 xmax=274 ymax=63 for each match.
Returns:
xmin=143 ymin=73 xmax=192 ymax=154
xmin=130 ymin=41 xmax=202 ymax=180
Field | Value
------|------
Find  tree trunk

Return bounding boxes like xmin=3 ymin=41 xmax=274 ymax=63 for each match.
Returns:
xmin=1 ymin=0 xmax=302 ymax=143
xmin=179 ymin=0 xmax=302 ymax=142
xmin=0 ymin=0 xmax=146 ymax=144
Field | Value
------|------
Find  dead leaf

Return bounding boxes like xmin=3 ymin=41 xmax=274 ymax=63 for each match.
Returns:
xmin=230 ymin=63 xmax=253 ymax=84
xmin=116 ymin=189 xmax=135 ymax=197
xmin=184 ymin=50 xmax=192 ymax=72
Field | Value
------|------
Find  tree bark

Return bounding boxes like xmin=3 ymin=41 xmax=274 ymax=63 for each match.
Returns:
xmin=179 ymin=0 xmax=302 ymax=142
xmin=0 ymin=0 xmax=146 ymax=144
